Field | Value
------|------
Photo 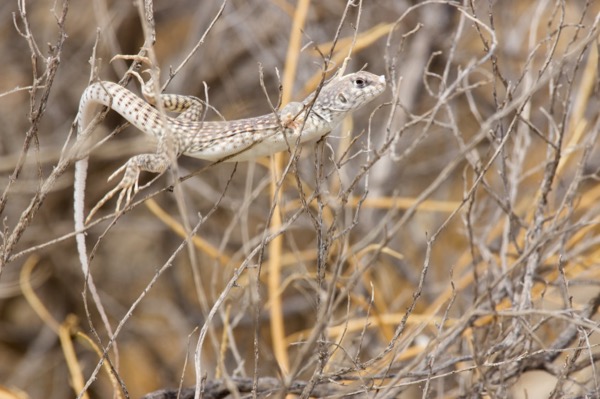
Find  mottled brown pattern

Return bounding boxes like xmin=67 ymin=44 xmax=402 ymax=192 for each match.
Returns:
xmin=77 ymin=71 xmax=385 ymax=217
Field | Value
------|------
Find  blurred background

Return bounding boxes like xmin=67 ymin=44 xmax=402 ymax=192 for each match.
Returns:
xmin=1 ymin=0 xmax=600 ymax=398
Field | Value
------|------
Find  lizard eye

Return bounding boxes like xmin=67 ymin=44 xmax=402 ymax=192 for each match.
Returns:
xmin=353 ymin=78 xmax=366 ymax=88
xmin=337 ymin=93 xmax=348 ymax=104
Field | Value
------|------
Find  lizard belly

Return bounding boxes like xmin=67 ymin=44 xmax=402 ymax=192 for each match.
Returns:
xmin=184 ymin=123 xmax=332 ymax=162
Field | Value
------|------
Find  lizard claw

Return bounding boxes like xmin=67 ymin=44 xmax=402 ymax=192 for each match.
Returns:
xmin=114 ymin=53 xmax=160 ymax=102
xmin=125 ymin=68 xmax=158 ymax=105
xmin=85 ymin=160 xmax=141 ymax=224
xmin=126 ymin=70 xmax=146 ymax=88
xmin=110 ymin=53 xmax=154 ymax=67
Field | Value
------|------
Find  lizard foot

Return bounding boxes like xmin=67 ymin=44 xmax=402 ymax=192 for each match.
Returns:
xmin=85 ymin=160 xmax=141 ymax=224
xmin=110 ymin=53 xmax=154 ymax=68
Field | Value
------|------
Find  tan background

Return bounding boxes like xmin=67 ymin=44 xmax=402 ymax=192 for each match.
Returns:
xmin=1 ymin=1 xmax=600 ymax=398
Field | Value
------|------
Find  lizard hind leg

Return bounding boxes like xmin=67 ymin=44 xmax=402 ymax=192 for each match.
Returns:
xmin=145 ymin=84 xmax=205 ymax=122
xmin=121 ymin=58 xmax=205 ymax=122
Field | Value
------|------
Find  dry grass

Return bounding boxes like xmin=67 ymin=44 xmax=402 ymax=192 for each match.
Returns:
xmin=1 ymin=0 xmax=600 ymax=398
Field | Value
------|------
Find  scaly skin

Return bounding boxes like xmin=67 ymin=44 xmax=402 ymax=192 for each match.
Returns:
xmin=75 ymin=70 xmax=386 ymax=222
xmin=73 ymin=68 xmax=385 ymax=274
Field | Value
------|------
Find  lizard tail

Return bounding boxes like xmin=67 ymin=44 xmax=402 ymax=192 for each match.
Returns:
xmin=74 ymin=156 xmax=89 ymax=273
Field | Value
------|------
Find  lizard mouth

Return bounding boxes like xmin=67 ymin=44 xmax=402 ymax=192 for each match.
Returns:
xmin=378 ymin=75 xmax=386 ymax=84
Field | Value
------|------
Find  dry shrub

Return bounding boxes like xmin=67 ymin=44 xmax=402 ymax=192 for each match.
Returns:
xmin=0 ymin=1 xmax=599 ymax=398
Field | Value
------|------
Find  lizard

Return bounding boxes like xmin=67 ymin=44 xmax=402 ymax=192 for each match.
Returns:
xmin=73 ymin=65 xmax=386 ymax=268
xmin=74 ymin=66 xmax=386 ymax=226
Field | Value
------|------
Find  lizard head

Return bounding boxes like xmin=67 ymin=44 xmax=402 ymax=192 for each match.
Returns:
xmin=306 ymin=71 xmax=386 ymax=126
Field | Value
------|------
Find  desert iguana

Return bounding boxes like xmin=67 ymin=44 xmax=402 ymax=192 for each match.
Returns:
xmin=74 ymin=66 xmax=384 ymax=266
xmin=75 ymin=68 xmax=385 ymax=224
